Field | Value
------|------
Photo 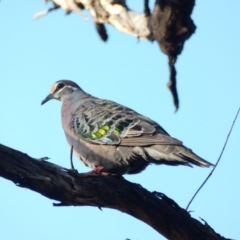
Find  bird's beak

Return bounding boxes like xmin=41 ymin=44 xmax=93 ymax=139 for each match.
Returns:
xmin=41 ymin=94 xmax=54 ymax=105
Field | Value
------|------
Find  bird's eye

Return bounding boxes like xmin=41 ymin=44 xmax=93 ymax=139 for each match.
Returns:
xmin=56 ymin=83 xmax=64 ymax=90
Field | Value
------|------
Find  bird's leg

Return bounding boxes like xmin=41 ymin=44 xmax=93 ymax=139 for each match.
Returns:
xmin=70 ymin=145 xmax=77 ymax=172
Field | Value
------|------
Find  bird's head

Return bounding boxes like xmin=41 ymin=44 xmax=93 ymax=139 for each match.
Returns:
xmin=41 ymin=80 xmax=81 ymax=105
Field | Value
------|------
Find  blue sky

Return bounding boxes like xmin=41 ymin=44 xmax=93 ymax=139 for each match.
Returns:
xmin=0 ymin=1 xmax=239 ymax=239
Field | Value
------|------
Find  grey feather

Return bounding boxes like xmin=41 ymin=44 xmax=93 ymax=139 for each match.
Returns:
xmin=41 ymin=80 xmax=213 ymax=174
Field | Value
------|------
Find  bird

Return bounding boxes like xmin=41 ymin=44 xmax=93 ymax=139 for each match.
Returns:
xmin=41 ymin=80 xmax=213 ymax=175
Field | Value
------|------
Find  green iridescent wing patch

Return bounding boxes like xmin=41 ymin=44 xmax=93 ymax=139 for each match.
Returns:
xmin=81 ymin=120 xmax=133 ymax=142
xmin=70 ymin=99 xmax=145 ymax=144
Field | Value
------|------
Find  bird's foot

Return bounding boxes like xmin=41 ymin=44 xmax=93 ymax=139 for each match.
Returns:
xmin=86 ymin=166 xmax=124 ymax=179
xmin=90 ymin=166 xmax=105 ymax=174
xmin=85 ymin=166 xmax=112 ymax=176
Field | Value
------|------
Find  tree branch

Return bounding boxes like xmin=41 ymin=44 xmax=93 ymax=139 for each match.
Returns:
xmin=0 ymin=143 xmax=229 ymax=240
xmin=34 ymin=0 xmax=197 ymax=110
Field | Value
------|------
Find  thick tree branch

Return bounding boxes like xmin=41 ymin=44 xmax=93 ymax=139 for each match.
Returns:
xmin=0 ymin=143 xmax=229 ymax=240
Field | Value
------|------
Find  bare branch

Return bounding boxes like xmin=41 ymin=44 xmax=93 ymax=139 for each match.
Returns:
xmin=34 ymin=0 xmax=152 ymax=39
xmin=0 ymin=143 xmax=230 ymax=240
xmin=33 ymin=1 xmax=197 ymax=110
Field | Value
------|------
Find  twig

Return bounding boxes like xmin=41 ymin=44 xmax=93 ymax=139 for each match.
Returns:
xmin=186 ymin=105 xmax=240 ymax=210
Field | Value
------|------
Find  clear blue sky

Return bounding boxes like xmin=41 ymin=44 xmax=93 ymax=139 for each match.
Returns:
xmin=1 ymin=1 xmax=239 ymax=239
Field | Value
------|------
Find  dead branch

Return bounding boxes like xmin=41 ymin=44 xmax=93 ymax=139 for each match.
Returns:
xmin=0 ymin=143 xmax=230 ymax=240
xmin=34 ymin=0 xmax=197 ymax=110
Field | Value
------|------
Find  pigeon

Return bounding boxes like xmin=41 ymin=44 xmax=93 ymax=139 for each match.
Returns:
xmin=41 ymin=80 xmax=213 ymax=174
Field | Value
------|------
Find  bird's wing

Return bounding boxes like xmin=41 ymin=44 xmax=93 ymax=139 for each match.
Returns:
xmin=70 ymin=98 xmax=182 ymax=146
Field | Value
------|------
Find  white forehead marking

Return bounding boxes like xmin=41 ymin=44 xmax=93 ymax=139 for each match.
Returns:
xmin=50 ymin=82 xmax=79 ymax=94
xmin=50 ymin=83 xmax=59 ymax=93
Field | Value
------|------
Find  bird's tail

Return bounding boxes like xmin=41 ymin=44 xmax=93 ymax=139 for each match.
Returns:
xmin=144 ymin=145 xmax=213 ymax=167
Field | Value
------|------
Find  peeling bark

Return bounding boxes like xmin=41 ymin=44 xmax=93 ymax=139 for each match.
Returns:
xmin=33 ymin=0 xmax=197 ymax=110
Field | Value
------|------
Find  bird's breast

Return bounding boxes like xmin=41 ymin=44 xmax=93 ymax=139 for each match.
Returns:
xmin=61 ymin=102 xmax=71 ymax=127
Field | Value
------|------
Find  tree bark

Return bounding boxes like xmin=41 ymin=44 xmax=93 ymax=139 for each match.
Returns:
xmin=0 ymin=143 xmax=229 ymax=240
xmin=33 ymin=0 xmax=198 ymax=111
